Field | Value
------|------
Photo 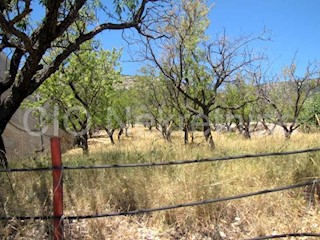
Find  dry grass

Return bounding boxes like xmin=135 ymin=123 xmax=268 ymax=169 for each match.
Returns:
xmin=1 ymin=125 xmax=320 ymax=239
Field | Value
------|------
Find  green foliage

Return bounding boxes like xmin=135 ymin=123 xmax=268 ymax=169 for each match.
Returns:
xmin=134 ymin=67 xmax=168 ymax=125
xmin=103 ymin=88 xmax=133 ymax=130
xmin=113 ymin=0 xmax=139 ymax=19
xmin=165 ymin=0 xmax=210 ymax=49
xmin=135 ymin=66 xmax=190 ymax=131
xmin=148 ymin=0 xmax=264 ymax=141
xmin=216 ymin=76 xmax=259 ymax=138
xmin=300 ymin=92 xmax=320 ymax=126
xmin=264 ymin=66 xmax=320 ymax=125
xmin=25 ymin=41 xmax=122 ymax=133
xmin=224 ymin=77 xmax=258 ymax=116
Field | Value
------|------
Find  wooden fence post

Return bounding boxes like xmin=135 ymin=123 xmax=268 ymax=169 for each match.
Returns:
xmin=51 ymin=137 xmax=64 ymax=240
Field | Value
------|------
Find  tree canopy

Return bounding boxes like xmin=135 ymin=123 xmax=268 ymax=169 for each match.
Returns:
xmin=0 ymin=0 xmax=168 ymax=166
xmin=24 ymin=41 xmax=121 ymax=153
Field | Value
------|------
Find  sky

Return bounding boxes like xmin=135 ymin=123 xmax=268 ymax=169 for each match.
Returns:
xmin=101 ymin=0 xmax=320 ymax=76
xmin=18 ymin=0 xmax=320 ymax=76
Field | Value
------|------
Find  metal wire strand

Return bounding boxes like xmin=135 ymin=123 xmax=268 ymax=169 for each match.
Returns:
xmin=0 ymin=147 xmax=320 ymax=173
xmin=245 ymin=232 xmax=320 ymax=240
xmin=0 ymin=180 xmax=315 ymax=221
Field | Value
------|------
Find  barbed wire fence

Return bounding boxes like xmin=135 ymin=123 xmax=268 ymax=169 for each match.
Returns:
xmin=246 ymin=233 xmax=320 ymax=240
xmin=1 ymin=147 xmax=320 ymax=173
xmin=0 ymin=180 xmax=317 ymax=221
xmin=0 ymin=138 xmax=320 ymax=239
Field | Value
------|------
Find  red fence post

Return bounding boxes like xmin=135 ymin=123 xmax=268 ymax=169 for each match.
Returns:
xmin=50 ymin=137 xmax=64 ymax=240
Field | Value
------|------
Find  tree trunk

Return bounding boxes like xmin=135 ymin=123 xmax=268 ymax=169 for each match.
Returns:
xmin=118 ymin=127 xmax=124 ymax=140
xmin=89 ymin=129 xmax=93 ymax=138
xmin=166 ymin=123 xmax=173 ymax=142
xmin=0 ymin=135 xmax=8 ymax=168
xmin=243 ymin=122 xmax=251 ymax=139
xmin=80 ymin=133 xmax=89 ymax=155
xmin=125 ymin=125 xmax=129 ymax=137
xmin=284 ymin=129 xmax=293 ymax=139
xmin=106 ymin=128 xmax=115 ymax=145
xmin=190 ymin=131 xmax=194 ymax=144
xmin=183 ymin=123 xmax=189 ymax=144
xmin=261 ymin=119 xmax=272 ymax=135
xmin=161 ymin=125 xmax=166 ymax=139
xmin=315 ymin=114 xmax=320 ymax=127
xmin=234 ymin=119 xmax=243 ymax=134
xmin=0 ymin=93 xmax=28 ymax=137
xmin=166 ymin=131 xmax=172 ymax=142
xmin=145 ymin=120 xmax=152 ymax=131
xmin=202 ymin=109 xmax=215 ymax=149
xmin=74 ymin=136 xmax=81 ymax=147
xmin=226 ymin=122 xmax=232 ymax=132
xmin=161 ymin=123 xmax=172 ymax=142
xmin=204 ymin=124 xmax=215 ymax=148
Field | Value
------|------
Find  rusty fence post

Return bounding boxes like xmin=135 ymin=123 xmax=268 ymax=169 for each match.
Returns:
xmin=51 ymin=137 xmax=64 ymax=240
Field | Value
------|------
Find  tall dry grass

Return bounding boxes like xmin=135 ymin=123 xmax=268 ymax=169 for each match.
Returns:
xmin=1 ymin=126 xmax=320 ymax=239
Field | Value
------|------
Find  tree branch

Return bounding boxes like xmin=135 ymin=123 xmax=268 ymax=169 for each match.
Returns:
xmin=0 ymin=48 xmax=24 ymax=95
xmin=0 ymin=14 xmax=34 ymax=53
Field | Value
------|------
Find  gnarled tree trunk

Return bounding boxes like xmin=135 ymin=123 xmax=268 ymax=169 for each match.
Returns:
xmin=80 ymin=133 xmax=89 ymax=155
xmin=74 ymin=133 xmax=89 ymax=155
xmin=125 ymin=125 xmax=129 ymax=137
xmin=161 ymin=121 xmax=173 ymax=142
xmin=105 ymin=128 xmax=115 ymax=145
xmin=183 ymin=122 xmax=189 ymax=144
xmin=284 ymin=129 xmax=293 ymax=139
xmin=0 ymin=136 xmax=8 ymax=168
xmin=202 ymin=109 xmax=215 ymax=149
xmin=243 ymin=122 xmax=251 ymax=139
xmin=261 ymin=119 xmax=272 ymax=135
xmin=118 ymin=127 xmax=124 ymax=140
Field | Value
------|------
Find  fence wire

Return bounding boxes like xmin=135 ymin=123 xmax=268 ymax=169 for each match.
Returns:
xmin=246 ymin=232 xmax=320 ymax=239
xmin=0 ymin=180 xmax=316 ymax=221
xmin=1 ymin=147 xmax=320 ymax=239
xmin=1 ymin=147 xmax=320 ymax=173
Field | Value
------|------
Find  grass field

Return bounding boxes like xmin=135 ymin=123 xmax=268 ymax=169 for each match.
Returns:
xmin=1 ymin=125 xmax=320 ymax=239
